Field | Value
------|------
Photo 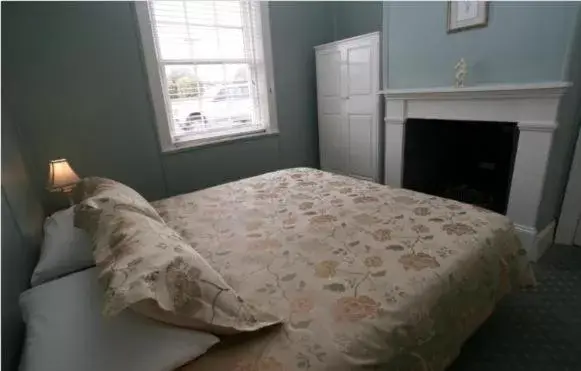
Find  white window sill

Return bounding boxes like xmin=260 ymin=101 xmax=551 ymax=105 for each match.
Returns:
xmin=161 ymin=128 xmax=279 ymax=154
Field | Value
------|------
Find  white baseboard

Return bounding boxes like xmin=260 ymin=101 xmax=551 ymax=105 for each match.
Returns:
xmin=514 ymin=224 xmax=536 ymax=260
xmin=535 ymin=221 xmax=556 ymax=260
xmin=514 ymin=221 xmax=556 ymax=261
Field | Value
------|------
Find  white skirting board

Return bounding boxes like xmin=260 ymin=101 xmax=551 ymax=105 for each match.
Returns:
xmin=514 ymin=221 xmax=556 ymax=261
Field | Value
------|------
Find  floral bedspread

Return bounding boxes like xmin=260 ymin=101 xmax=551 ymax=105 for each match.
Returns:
xmin=151 ymin=168 xmax=534 ymax=371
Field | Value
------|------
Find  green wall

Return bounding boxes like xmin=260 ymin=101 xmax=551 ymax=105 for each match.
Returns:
xmin=3 ymin=2 xmax=167 ymax=203
xmin=1 ymin=190 xmax=32 ymax=370
xmin=385 ymin=2 xmax=579 ymax=88
xmin=2 ymin=1 xmax=334 ymax=205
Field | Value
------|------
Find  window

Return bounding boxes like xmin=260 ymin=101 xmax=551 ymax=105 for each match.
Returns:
xmin=136 ymin=0 xmax=277 ymax=151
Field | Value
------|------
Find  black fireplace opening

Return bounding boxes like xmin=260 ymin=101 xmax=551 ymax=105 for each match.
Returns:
xmin=403 ymin=119 xmax=519 ymax=214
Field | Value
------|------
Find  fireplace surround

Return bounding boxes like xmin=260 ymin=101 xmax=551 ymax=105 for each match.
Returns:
xmin=380 ymin=82 xmax=570 ymax=261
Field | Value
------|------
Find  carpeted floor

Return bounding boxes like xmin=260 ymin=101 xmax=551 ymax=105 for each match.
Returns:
xmin=449 ymin=244 xmax=581 ymax=371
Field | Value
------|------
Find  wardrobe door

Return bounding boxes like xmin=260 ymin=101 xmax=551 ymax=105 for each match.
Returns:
xmin=316 ymin=47 xmax=347 ymax=175
xmin=343 ymin=35 xmax=380 ymax=182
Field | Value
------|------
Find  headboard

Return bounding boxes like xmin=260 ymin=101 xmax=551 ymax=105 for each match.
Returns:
xmin=1 ymin=112 xmax=44 ymax=370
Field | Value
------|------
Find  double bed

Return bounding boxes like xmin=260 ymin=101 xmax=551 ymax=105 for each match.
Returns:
xmin=14 ymin=167 xmax=533 ymax=371
xmin=145 ymin=168 xmax=534 ymax=370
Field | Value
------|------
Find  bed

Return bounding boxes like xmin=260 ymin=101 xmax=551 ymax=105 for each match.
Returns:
xmin=144 ymin=167 xmax=534 ymax=371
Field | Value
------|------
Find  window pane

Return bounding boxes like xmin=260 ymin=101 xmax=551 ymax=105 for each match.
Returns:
xmin=216 ymin=1 xmax=242 ymax=27
xmin=165 ymin=65 xmax=202 ymax=99
xmin=196 ymin=65 xmax=225 ymax=84
xmin=224 ymin=64 xmax=249 ymax=82
xmin=185 ymin=1 xmax=216 ymax=26
xmin=185 ymin=1 xmax=242 ymax=27
xmin=151 ymin=2 xmax=186 ymax=24
xmin=165 ymin=63 xmax=255 ymax=137
xmin=218 ymin=28 xmax=244 ymax=59
xmin=152 ymin=0 xmax=244 ymax=61
xmin=156 ymin=23 xmax=190 ymax=60
xmin=189 ymin=27 xmax=218 ymax=59
xmin=144 ymin=0 xmax=271 ymax=145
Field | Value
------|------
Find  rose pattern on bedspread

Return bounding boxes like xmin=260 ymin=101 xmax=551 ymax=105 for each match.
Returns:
xmin=151 ymin=168 xmax=534 ymax=371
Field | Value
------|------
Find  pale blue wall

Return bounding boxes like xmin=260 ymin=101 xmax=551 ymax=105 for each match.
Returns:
xmin=162 ymin=135 xmax=281 ymax=195
xmin=2 ymin=2 xmax=334 ymax=204
xmin=538 ymin=6 xmax=581 ymax=228
xmin=271 ymin=2 xmax=335 ymax=168
xmin=332 ymin=2 xmax=382 ymax=40
xmin=383 ymin=1 xmax=581 ymax=230
xmin=385 ymin=2 xmax=580 ymax=88
xmin=3 ymin=1 xmax=579 ymax=241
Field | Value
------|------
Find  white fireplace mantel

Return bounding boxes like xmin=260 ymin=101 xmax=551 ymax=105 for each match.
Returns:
xmin=379 ymin=82 xmax=570 ymax=100
xmin=379 ymin=81 xmax=571 ymax=261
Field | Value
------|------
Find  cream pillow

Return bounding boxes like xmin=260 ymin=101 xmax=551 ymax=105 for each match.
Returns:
xmin=74 ymin=181 xmax=280 ymax=335
xmin=73 ymin=176 xmax=162 ymax=225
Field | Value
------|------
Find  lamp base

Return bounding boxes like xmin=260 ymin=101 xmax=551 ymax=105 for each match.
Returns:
xmin=64 ymin=189 xmax=75 ymax=206
xmin=47 ymin=184 xmax=77 ymax=207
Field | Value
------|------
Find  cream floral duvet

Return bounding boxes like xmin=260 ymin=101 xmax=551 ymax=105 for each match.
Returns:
xmin=151 ymin=168 xmax=534 ymax=371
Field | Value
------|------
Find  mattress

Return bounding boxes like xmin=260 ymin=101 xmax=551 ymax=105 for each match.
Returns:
xmin=151 ymin=168 xmax=534 ymax=371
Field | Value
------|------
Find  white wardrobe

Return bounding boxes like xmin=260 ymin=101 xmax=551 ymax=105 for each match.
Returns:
xmin=315 ymin=32 xmax=381 ymax=182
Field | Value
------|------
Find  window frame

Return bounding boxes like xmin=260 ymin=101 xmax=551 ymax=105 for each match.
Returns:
xmin=134 ymin=1 xmax=278 ymax=152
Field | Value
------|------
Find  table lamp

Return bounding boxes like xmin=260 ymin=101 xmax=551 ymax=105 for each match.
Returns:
xmin=47 ymin=159 xmax=80 ymax=205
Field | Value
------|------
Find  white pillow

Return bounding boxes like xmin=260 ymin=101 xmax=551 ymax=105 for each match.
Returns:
xmin=20 ymin=268 xmax=219 ymax=371
xmin=30 ymin=207 xmax=94 ymax=286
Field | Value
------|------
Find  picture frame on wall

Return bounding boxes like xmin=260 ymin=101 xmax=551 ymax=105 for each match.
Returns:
xmin=447 ymin=1 xmax=489 ymax=33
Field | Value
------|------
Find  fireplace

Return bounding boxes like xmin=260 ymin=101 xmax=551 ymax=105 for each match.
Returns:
xmin=403 ymin=119 xmax=519 ymax=214
xmin=380 ymin=82 xmax=570 ymax=260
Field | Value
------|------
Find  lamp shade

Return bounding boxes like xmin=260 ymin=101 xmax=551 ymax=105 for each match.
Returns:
xmin=47 ymin=159 xmax=80 ymax=191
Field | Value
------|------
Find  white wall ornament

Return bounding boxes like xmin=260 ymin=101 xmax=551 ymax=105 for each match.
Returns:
xmin=454 ymin=58 xmax=467 ymax=88
xmin=379 ymin=82 xmax=571 ymax=261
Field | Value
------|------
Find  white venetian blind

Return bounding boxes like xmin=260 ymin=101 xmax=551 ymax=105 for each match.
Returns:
xmin=147 ymin=0 xmax=269 ymax=142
